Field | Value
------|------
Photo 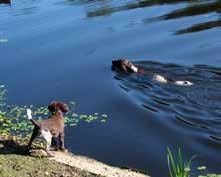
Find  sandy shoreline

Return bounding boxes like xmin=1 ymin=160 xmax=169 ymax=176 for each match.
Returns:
xmin=49 ymin=151 xmax=149 ymax=177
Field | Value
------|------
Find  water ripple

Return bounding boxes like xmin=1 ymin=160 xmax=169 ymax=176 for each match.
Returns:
xmin=113 ymin=61 xmax=221 ymax=138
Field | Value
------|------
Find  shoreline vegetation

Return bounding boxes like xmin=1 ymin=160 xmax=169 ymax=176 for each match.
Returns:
xmin=0 ymin=135 xmax=148 ymax=177
xmin=0 ymin=86 xmax=220 ymax=177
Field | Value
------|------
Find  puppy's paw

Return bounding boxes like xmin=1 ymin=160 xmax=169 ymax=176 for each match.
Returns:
xmin=59 ymin=147 xmax=68 ymax=153
xmin=50 ymin=147 xmax=58 ymax=151
xmin=46 ymin=151 xmax=54 ymax=157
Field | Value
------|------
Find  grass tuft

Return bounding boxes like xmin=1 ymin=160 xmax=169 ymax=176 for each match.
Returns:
xmin=167 ymin=147 xmax=195 ymax=177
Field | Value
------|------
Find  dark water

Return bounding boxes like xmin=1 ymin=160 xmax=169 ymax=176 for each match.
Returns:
xmin=1 ymin=0 xmax=221 ymax=176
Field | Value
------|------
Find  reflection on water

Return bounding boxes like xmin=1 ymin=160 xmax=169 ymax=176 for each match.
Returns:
xmin=1 ymin=0 xmax=221 ymax=34
xmin=85 ymin=0 xmax=221 ymax=34
xmin=176 ymin=19 xmax=221 ymax=34
xmin=148 ymin=0 xmax=221 ymax=34
xmin=85 ymin=0 xmax=188 ymax=17
xmin=113 ymin=61 xmax=221 ymax=141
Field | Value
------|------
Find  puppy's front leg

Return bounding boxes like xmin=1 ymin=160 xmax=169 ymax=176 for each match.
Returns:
xmin=51 ymin=137 xmax=58 ymax=151
xmin=59 ymin=133 xmax=65 ymax=151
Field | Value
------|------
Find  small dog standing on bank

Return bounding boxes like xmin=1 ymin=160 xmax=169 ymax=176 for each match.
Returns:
xmin=112 ymin=59 xmax=193 ymax=86
xmin=26 ymin=101 xmax=69 ymax=155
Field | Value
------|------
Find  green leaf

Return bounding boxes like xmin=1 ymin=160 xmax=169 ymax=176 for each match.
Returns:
xmin=197 ymin=166 xmax=207 ymax=171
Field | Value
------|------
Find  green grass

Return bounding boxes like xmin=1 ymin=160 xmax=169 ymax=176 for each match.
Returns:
xmin=0 ymin=134 xmax=102 ymax=177
xmin=0 ymin=154 xmax=99 ymax=177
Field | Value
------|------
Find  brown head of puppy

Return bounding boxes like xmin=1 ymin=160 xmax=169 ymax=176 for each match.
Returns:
xmin=48 ymin=101 xmax=69 ymax=113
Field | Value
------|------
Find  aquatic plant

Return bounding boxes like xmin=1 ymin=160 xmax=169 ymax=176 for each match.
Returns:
xmin=197 ymin=166 xmax=221 ymax=177
xmin=167 ymin=148 xmax=221 ymax=177
xmin=0 ymin=38 xmax=8 ymax=43
xmin=0 ymin=86 xmax=108 ymax=139
xmin=167 ymin=147 xmax=194 ymax=177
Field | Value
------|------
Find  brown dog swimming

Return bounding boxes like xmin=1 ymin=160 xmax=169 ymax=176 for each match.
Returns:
xmin=112 ymin=59 xmax=144 ymax=73
xmin=0 ymin=0 xmax=11 ymax=4
xmin=26 ymin=101 xmax=69 ymax=155
xmin=112 ymin=59 xmax=193 ymax=86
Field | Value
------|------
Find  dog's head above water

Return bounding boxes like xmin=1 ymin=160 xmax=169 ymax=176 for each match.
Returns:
xmin=112 ymin=59 xmax=139 ymax=73
xmin=48 ymin=101 xmax=69 ymax=113
xmin=0 ymin=0 xmax=11 ymax=4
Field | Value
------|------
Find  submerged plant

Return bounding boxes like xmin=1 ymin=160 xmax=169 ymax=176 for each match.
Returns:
xmin=167 ymin=147 xmax=195 ymax=177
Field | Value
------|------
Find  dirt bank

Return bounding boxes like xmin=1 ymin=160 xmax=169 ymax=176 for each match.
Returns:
xmin=49 ymin=151 xmax=149 ymax=177
xmin=0 ymin=136 xmax=149 ymax=177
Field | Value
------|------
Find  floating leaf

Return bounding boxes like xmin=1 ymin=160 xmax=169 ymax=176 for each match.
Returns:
xmin=0 ymin=86 xmax=108 ymax=141
xmin=0 ymin=39 xmax=8 ymax=43
xmin=198 ymin=166 xmax=207 ymax=170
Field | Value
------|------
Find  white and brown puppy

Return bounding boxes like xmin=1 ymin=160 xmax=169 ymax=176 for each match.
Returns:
xmin=26 ymin=101 xmax=69 ymax=154
xmin=112 ymin=59 xmax=193 ymax=86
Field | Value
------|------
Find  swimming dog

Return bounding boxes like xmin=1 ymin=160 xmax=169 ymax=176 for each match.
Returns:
xmin=112 ymin=59 xmax=193 ymax=86
xmin=0 ymin=0 xmax=10 ymax=4
xmin=26 ymin=101 xmax=69 ymax=155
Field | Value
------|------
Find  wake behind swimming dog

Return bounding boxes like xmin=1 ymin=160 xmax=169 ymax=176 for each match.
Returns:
xmin=112 ymin=59 xmax=193 ymax=86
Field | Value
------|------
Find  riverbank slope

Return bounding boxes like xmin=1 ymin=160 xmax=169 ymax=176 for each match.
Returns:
xmin=0 ymin=136 xmax=149 ymax=177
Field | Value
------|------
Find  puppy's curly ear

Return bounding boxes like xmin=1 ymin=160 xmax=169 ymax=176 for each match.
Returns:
xmin=48 ymin=102 xmax=57 ymax=112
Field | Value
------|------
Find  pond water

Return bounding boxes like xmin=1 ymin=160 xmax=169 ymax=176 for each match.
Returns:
xmin=1 ymin=0 xmax=221 ymax=176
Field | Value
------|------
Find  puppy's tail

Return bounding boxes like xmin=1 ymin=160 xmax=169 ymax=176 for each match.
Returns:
xmin=26 ymin=109 xmax=41 ymax=127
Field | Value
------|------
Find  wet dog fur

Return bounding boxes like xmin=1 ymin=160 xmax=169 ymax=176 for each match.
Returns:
xmin=112 ymin=59 xmax=193 ymax=86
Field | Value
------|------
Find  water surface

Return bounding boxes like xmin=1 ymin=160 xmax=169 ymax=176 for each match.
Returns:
xmin=1 ymin=0 xmax=221 ymax=176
